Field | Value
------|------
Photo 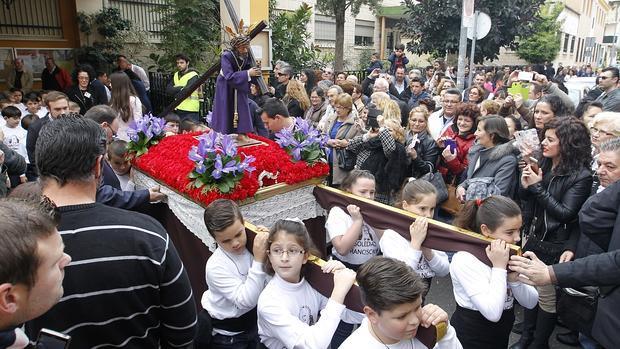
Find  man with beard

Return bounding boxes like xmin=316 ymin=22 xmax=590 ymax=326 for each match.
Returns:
xmin=166 ymin=54 xmax=200 ymax=122
xmin=211 ymin=25 xmax=262 ymax=143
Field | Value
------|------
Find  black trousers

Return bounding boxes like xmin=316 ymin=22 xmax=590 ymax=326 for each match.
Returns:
xmin=451 ymin=305 xmax=515 ymax=349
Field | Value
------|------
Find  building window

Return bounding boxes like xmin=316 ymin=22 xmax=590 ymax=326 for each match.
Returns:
xmin=570 ymin=36 xmax=576 ymax=53
xmin=315 ymin=14 xmax=336 ymax=42
xmin=108 ymin=0 xmax=168 ymax=39
xmin=0 ymin=0 xmax=62 ymax=39
xmin=563 ymin=33 xmax=569 ymax=53
xmin=354 ymin=19 xmax=374 ymax=46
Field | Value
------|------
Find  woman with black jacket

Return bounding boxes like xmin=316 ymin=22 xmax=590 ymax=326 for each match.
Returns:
xmin=513 ymin=117 xmax=593 ymax=349
xmin=66 ymin=65 xmax=106 ymax=115
xmin=405 ymin=107 xmax=440 ymax=178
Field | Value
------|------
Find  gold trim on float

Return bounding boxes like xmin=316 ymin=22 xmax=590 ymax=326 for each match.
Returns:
xmin=315 ymin=184 xmax=522 ymax=255
xmin=239 ymin=177 xmax=326 ymax=205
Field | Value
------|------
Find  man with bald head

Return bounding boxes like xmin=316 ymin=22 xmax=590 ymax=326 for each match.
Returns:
xmin=6 ymin=59 xmax=33 ymax=93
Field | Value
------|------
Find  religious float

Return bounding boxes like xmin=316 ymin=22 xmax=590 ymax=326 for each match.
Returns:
xmin=126 ymin=5 xmax=520 ymax=344
xmin=126 ymin=112 xmax=521 ymax=347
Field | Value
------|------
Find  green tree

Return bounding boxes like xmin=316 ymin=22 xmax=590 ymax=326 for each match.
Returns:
xmin=516 ymin=4 xmax=563 ymax=64
xmin=315 ymin=0 xmax=380 ymax=71
xmin=400 ymin=0 xmax=546 ymax=63
xmin=152 ymin=0 xmax=220 ymax=72
xmin=270 ymin=3 xmax=322 ymax=71
xmin=75 ymin=7 xmax=140 ymax=71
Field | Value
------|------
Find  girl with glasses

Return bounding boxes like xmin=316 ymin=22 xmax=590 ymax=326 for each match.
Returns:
xmin=257 ymin=219 xmax=363 ymax=349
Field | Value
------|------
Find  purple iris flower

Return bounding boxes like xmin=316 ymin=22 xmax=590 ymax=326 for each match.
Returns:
xmin=220 ymin=134 xmax=237 ymax=157
xmin=238 ymin=154 xmax=256 ymax=173
xmin=211 ymin=154 xmax=224 ymax=180
xmin=195 ymin=161 xmax=206 ymax=174
xmin=188 ymin=147 xmax=203 ymax=162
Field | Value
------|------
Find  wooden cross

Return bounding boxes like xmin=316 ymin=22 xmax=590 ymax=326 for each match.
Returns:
xmin=158 ymin=20 xmax=267 ymax=118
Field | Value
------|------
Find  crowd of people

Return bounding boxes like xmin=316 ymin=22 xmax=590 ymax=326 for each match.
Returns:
xmin=0 ymin=49 xmax=619 ymax=349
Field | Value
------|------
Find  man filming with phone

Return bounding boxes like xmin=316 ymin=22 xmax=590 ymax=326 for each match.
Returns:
xmin=0 ymin=199 xmax=71 ymax=349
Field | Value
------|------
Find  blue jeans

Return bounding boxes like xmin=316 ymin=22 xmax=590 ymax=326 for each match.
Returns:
xmin=579 ymin=333 xmax=602 ymax=349
xmin=210 ymin=330 xmax=259 ymax=349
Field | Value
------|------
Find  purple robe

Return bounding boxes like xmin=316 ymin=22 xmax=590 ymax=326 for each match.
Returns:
xmin=211 ymin=50 xmax=255 ymax=134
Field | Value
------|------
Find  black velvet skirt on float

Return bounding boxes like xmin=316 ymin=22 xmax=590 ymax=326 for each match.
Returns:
xmin=450 ymin=305 xmax=515 ymax=349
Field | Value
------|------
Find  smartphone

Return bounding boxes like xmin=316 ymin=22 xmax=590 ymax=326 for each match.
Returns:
xmin=517 ymin=72 xmax=534 ymax=82
xmin=528 ymin=156 xmax=539 ymax=174
xmin=37 ymin=328 xmax=71 ymax=349
xmin=367 ymin=116 xmax=380 ymax=130
xmin=444 ymin=139 xmax=457 ymax=152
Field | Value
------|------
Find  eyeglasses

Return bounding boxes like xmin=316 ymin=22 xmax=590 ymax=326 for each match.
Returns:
xmin=590 ymin=127 xmax=616 ymax=138
xmin=268 ymin=247 xmax=305 ymax=257
xmin=443 ymin=100 xmax=459 ymax=105
xmin=77 ymin=76 xmax=89 ymax=81
xmin=277 ymin=73 xmax=287 ymax=77
xmin=599 ymin=76 xmax=611 ymax=80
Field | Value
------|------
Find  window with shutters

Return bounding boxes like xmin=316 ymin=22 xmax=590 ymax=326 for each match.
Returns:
xmin=355 ymin=19 xmax=374 ymax=46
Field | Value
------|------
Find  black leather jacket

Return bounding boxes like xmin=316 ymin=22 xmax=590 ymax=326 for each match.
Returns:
xmin=406 ymin=130 xmax=440 ymax=178
xmin=520 ymin=164 xmax=593 ymax=260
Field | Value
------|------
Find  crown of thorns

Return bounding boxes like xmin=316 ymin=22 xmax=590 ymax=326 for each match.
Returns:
xmin=225 ymin=19 xmax=254 ymax=49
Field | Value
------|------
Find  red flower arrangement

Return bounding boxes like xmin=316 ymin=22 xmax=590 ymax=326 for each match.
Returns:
xmin=133 ymin=132 xmax=329 ymax=206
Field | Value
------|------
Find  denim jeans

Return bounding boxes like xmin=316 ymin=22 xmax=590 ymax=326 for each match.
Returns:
xmin=579 ymin=333 xmax=602 ymax=349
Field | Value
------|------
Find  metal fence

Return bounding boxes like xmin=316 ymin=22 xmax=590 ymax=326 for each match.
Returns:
xmin=148 ymin=70 xmax=368 ymax=117
xmin=108 ymin=0 xmax=167 ymax=40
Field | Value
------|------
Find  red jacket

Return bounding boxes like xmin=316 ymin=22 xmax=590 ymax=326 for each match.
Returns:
xmin=437 ymin=127 xmax=476 ymax=183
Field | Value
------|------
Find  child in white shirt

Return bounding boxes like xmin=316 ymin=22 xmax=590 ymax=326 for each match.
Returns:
xmin=1 ymin=106 xmax=27 ymax=184
xmin=326 ymin=169 xmax=381 ymax=270
xmin=380 ymin=179 xmax=450 ymax=296
xmin=449 ymin=196 xmax=538 ymax=349
xmin=257 ymin=219 xmax=363 ymax=349
xmin=198 ymin=199 xmax=270 ymax=348
xmin=107 ymin=140 xmax=135 ymax=191
xmin=325 ymin=169 xmax=382 ymax=347
xmin=339 ymin=256 xmax=462 ymax=349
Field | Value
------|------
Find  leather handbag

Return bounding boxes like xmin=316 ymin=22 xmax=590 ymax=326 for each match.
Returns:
xmin=421 ymin=170 xmax=448 ymax=204
xmin=440 ymin=179 xmax=463 ymax=215
xmin=336 ymin=148 xmax=356 ymax=171
xmin=335 ymin=123 xmax=356 ymax=171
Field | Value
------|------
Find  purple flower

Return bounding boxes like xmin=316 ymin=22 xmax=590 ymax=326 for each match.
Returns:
xmin=295 ymin=117 xmax=312 ymax=135
xmin=195 ymin=161 xmax=206 ymax=174
xmin=291 ymin=146 xmax=302 ymax=161
xmin=128 ymin=113 xmax=166 ymax=143
xmin=211 ymin=154 xmax=224 ymax=180
xmin=238 ymin=154 xmax=256 ymax=173
xmin=220 ymin=134 xmax=237 ymax=157
xmin=188 ymin=147 xmax=203 ymax=163
xmin=222 ymin=158 xmax=239 ymax=175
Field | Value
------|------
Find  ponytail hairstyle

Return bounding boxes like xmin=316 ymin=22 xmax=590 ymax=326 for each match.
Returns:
xmin=453 ymin=196 xmax=521 ymax=234
xmin=263 ymin=219 xmax=320 ymax=276
xmin=397 ymin=179 xmax=437 ymax=209
xmin=340 ymin=170 xmax=375 ymax=193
